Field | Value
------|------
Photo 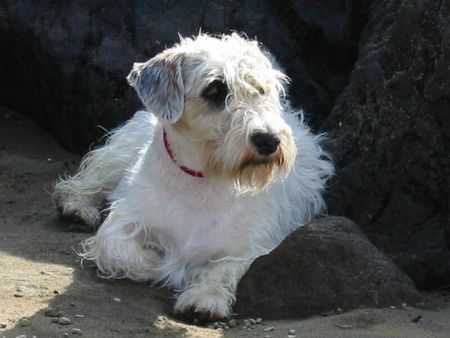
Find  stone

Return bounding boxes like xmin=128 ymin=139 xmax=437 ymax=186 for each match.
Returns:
xmin=44 ymin=308 xmax=60 ymax=318
xmin=228 ymin=319 xmax=237 ymax=327
xmin=321 ymin=0 xmax=450 ymax=290
xmin=235 ymin=217 xmax=426 ymax=319
xmin=71 ymin=328 xmax=82 ymax=335
xmin=58 ymin=317 xmax=72 ymax=325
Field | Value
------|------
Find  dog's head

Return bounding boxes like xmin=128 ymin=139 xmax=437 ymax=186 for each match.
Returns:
xmin=127 ymin=33 xmax=295 ymax=194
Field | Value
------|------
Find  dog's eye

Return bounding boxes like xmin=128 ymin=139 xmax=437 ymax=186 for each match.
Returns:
xmin=202 ymin=80 xmax=228 ymax=106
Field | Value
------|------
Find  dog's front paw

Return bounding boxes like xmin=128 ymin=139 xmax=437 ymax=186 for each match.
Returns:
xmin=59 ymin=201 xmax=102 ymax=229
xmin=174 ymin=286 xmax=231 ymax=323
xmin=53 ymin=186 xmax=102 ymax=230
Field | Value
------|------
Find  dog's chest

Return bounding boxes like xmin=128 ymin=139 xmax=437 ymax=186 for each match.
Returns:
xmin=144 ymin=179 xmax=252 ymax=258
xmin=163 ymin=184 xmax=235 ymax=227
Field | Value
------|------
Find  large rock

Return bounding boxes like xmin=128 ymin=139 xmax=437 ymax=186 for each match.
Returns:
xmin=322 ymin=0 xmax=450 ymax=289
xmin=0 ymin=0 xmax=363 ymax=153
xmin=234 ymin=216 xmax=426 ymax=319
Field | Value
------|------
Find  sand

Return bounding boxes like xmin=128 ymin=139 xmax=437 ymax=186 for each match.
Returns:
xmin=1 ymin=107 xmax=449 ymax=338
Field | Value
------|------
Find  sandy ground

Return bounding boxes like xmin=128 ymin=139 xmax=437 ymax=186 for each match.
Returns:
xmin=1 ymin=107 xmax=449 ymax=338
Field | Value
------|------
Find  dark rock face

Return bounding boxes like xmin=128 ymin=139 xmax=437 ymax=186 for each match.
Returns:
xmin=0 ymin=0 xmax=364 ymax=153
xmin=0 ymin=0 xmax=449 ymax=292
xmin=230 ymin=0 xmax=366 ymax=127
xmin=322 ymin=0 xmax=450 ymax=289
xmin=234 ymin=217 xmax=426 ymax=319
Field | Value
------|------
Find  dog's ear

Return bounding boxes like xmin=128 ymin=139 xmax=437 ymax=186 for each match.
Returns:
xmin=127 ymin=52 xmax=184 ymax=123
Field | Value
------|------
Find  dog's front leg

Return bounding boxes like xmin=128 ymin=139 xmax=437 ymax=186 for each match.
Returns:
xmin=81 ymin=208 xmax=160 ymax=282
xmin=53 ymin=111 xmax=153 ymax=229
xmin=173 ymin=258 xmax=251 ymax=322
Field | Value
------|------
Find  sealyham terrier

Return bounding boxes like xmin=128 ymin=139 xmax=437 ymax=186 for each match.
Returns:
xmin=53 ymin=33 xmax=334 ymax=321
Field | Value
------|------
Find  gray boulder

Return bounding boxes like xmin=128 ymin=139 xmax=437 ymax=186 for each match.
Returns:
xmin=234 ymin=217 xmax=426 ymax=319
xmin=322 ymin=0 xmax=450 ymax=289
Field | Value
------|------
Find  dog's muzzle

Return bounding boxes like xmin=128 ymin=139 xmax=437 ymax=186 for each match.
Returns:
xmin=250 ymin=132 xmax=280 ymax=156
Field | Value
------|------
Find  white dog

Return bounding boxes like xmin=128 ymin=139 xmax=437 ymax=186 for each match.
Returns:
xmin=53 ymin=33 xmax=334 ymax=321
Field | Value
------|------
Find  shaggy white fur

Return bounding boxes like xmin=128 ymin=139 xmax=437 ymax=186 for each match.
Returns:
xmin=53 ymin=33 xmax=334 ymax=321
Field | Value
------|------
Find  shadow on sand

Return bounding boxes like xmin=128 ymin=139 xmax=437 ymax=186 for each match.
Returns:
xmin=0 ymin=108 xmax=220 ymax=337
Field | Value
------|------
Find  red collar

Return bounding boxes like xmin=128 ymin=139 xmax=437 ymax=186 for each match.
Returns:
xmin=163 ymin=129 xmax=204 ymax=178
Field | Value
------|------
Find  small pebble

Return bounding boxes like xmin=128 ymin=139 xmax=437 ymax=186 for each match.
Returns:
xmin=256 ymin=318 xmax=263 ymax=324
xmin=249 ymin=318 xmax=256 ymax=325
xmin=13 ymin=293 xmax=24 ymax=297
xmin=64 ymin=333 xmax=69 ymax=337
xmin=336 ymin=307 xmax=343 ymax=314
xmin=263 ymin=326 xmax=274 ymax=332
xmin=264 ymin=335 xmax=270 ymax=338
xmin=71 ymin=328 xmax=82 ymax=335
xmin=15 ymin=335 xmax=26 ymax=338
xmin=74 ymin=314 xmax=84 ymax=318
xmin=211 ymin=322 xmax=219 ymax=329
xmin=51 ymin=318 xmax=59 ymax=323
xmin=69 ymin=303 xmax=76 ymax=307
xmin=19 ymin=318 xmax=30 ymax=327
xmin=288 ymin=329 xmax=296 ymax=334
xmin=0 ymin=323 xmax=6 ymax=329
xmin=401 ymin=303 xmax=408 ymax=309
xmin=228 ymin=319 xmax=237 ymax=327
xmin=288 ymin=335 xmax=296 ymax=338
xmin=58 ymin=317 xmax=73 ymax=325
xmin=243 ymin=319 xmax=251 ymax=327
xmin=223 ymin=325 xmax=229 ymax=330
xmin=218 ymin=321 xmax=227 ymax=327
xmin=44 ymin=308 xmax=60 ymax=317
xmin=113 ymin=297 xmax=121 ymax=303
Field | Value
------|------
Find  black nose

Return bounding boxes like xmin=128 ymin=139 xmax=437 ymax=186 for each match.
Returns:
xmin=250 ymin=132 xmax=280 ymax=156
